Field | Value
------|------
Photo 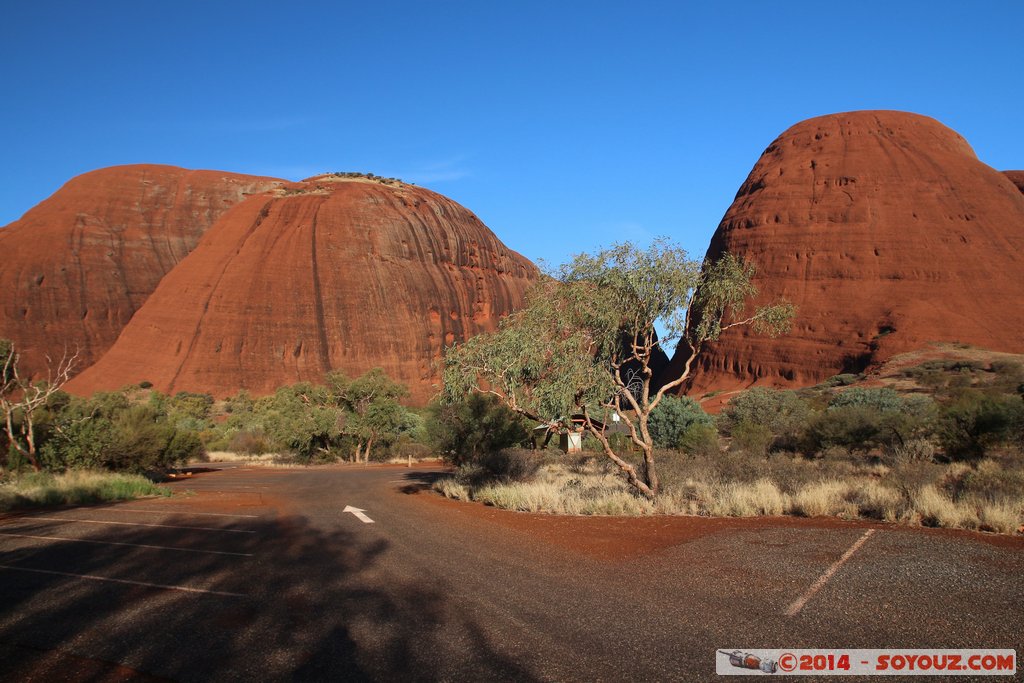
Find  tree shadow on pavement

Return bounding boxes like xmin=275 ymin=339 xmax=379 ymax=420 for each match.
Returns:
xmin=392 ymin=470 xmax=446 ymax=495
xmin=0 ymin=511 xmax=539 ymax=681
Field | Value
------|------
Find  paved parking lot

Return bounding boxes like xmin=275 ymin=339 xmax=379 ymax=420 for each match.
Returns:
xmin=1 ymin=465 xmax=1020 ymax=681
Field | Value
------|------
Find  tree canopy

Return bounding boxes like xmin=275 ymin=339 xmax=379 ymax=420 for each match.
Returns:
xmin=443 ymin=239 xmax=794 ymax=497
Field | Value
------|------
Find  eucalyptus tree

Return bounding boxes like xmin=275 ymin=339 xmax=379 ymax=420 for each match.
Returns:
xmin=443 ymin=239 xmax=794 ymax=498
xmin=1 ymin=340 xmax=79 ymax=472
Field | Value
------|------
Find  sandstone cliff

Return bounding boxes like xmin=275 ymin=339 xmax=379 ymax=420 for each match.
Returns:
xmin=668 ymin=111 xmax=1024 ymax=398
xmin=66 ymin=175 xmax=538 ymax=403
xmin=1005 ymin=170 xmax=1024 ymax=194
xmin=0 ymin=165 xmax=284 ymax=374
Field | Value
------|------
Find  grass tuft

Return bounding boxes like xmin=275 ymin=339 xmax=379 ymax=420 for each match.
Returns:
xmin=431 ymin=452 xmax=1024 ymax=534
xmin=0 ymin=470 xmax=169 ymax=512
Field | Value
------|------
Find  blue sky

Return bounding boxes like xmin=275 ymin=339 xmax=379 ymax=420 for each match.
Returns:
xmin=2 ymin=1 xmax=1022 ymax=265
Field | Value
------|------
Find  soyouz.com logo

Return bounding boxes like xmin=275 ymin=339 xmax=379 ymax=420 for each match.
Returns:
xmin=716 ymin=649 xmax=1016 ymax=676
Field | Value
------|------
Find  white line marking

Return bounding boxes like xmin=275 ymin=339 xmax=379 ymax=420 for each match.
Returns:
xmin=0 ymin=532 xmax=253 ymax=557
xmin=785 ymin=529 xmax=876 ymax=617
xmin=27 ymin=517 xmax=256 ymax=534
xmin=111 ymin=508 xmax=260 ymax=518
xmin=0 ymin=564 xmax=245 ymax=597
xmin=343 ymin=505 xmax=375 ymax=524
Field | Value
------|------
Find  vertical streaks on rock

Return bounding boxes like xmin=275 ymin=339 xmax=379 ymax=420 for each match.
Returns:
xmin=0 ymin=164 xmax=284 ymax=376
xmin=66 ymin=178 xmax=538 ymax=403
xmin=308 ymin=200 xmax=333 ymax=373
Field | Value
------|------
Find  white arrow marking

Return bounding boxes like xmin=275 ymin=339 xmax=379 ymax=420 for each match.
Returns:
xmin=343 ymin=505 xmax=375 ymax=524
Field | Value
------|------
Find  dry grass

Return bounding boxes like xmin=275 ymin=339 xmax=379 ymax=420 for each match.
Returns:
xmin=203 ymin=451 xmax=288 ymax=463
xmin=200 ymin=451 xmax=314 ymax=468
xmin=432 ymin=453 xmax=1024 ymax=534
xmin=977 ymin=501 xmax=1021 ymax=534
xmin=0 ymin=470 xmax=169 ymax=511
xmin=913 ymin=485 xmax=978 ymax=529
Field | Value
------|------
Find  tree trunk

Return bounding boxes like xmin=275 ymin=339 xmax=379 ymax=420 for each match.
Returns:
xmin=4 ymin=409 xmax=40 ymax=472
xmin=641 ymin=445 xmax=659 ymax=495
xmin=364 ymin=437 xmax=374 ymax=463
xmin=24 ymin=416 xmax=41 ymax=471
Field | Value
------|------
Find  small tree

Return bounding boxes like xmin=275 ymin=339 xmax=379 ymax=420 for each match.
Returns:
xmin=1 ymin=340 xmax=79 ymax=472
xmin=443 ymin=239 xmax=794 ymax=498
xmin=256 ymin=383 xmax=341 ymax=460
xmin=647 ymin=395 xmax=713 ymax=449
xmin=328 ymin=368 xmax=411 ymax=462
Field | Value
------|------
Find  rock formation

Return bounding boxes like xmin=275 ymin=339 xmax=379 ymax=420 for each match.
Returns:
xmin=0 ymin=165 xmax=284 ymax=374
xmin=1005 ymin=170 xmax=1024 ymax=194
xmin=66 ymin=175 xmax=538 ymax=403
xmin=668 ymin=111 xmax=1024 ymax=399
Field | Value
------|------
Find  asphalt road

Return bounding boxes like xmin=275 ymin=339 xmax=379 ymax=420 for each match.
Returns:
xmin=0 ymin=464 xmax=1021 ymax=681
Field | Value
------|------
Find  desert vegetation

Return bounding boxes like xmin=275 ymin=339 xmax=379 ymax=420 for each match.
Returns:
xmin=432 ymin=352 xmax=1024 ymax=534
xmin=443 ymin=239 xmax=795 ymax=499
xmin=1 ymin=339 xmax=432 ymax=509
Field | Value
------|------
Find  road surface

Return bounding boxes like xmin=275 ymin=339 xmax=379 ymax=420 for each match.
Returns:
xmin=1 ymin=464 xmax=1021 ymax=681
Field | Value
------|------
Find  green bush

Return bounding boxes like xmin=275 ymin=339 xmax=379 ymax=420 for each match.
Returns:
xmin=938 ymin=392 xmax=1024 ymax=461
xmin=165 ymin=430 xmax=205 ymax=464
xmin=828 ymin=387 xmax=904 ymax=412
xmin=677 ymin=422 xmax=719 ymax=457
xmin=39 ymin=394 xmax=204 ymax=473
xmin=256 ymin=383 xmax=340 ymax=459
xmin=426 ymin=394 xmax=529 ymax=466
xmin=806 ymin=389 xmax=937 ymax=456
xmin=720 ymin=388 xmax=811 ymax=439
xmin=808 ymin=406 xmax=887 ymax=453
xmin=730 ymin=421 xmax=773 ymax=456
xmin=647 ymin=395 xmax=712 ymax=449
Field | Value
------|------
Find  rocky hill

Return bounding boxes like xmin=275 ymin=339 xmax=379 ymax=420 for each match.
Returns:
xmin=1005 ymin=170 xmax=1024 ymax=194
xmin=0 ymin=165 xmax=284 ymax=373
xmin=668 ymin=111 xmax=1024 ymax=399
xmin=65 ymin=174 xmax=538 ymax=403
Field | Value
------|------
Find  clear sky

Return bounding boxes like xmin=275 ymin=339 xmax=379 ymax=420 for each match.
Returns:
xmin=2 ymin=1 xmax=1022 ymax=265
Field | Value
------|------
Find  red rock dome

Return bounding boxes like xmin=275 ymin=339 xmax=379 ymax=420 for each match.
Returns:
xmin=667 ymin=111 xmax=1024 ymax=398
xmin=1004 ymin=170 xmax=1024 ymax=194
xmin=0 ymin=164 xmax=284 ymax=374
xmin=66 ymin=175 xmax=538 ymax=403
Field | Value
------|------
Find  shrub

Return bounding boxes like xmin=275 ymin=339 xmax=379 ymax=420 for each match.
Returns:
xmin=647 ymin=395 xmax=713 ymax=449
xmin=721 ymin=388 xmax=811 ymax=436
xmin=808 ymin=406 xmax=885 ymax=453
xmin=828 ymin=387 xmax=903 ymax=412
xmin=729 ymin=421 xmax=773 ymax=456
xmin=677 ymin=422 xmax=719 ymax=457
xmin=426 ymin=394 xmax=529 ymax=466
xmin=937 ymin=391 xmax=1024 ymax=461
xmin=809 ymin=391 xmax=935 ymax=455
xmin=478 ymin=448 xmax=546 ymax=482
xmin=40 ymin=396 xmax=202 ymax=473
xmin=228 ymin=429 xmax=274 ymax=455
xmin=889 ymin=438 xmax=936 ymax=464
xmin=165 ymin=430 xmax=205 ymax=464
